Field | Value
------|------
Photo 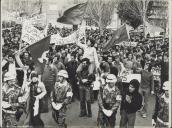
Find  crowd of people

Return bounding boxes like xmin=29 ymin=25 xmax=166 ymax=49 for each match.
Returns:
xmin=2 ymin=22 xmax=170 ymax=128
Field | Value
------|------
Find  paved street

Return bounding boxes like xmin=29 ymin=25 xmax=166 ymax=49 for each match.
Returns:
xmin=17 ymin=95 xmax=155 ymax=128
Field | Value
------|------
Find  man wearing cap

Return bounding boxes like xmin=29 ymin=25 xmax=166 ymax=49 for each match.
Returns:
xmin=51 ymin=70 xmax=73 ymax=128
xmin=152 ymin=81 xmax=169 ymax=128
xmin=97 ymin=74 xmax=121 ymax=128
xmin=2 ymin=74 xmax=25 ymax=127
xmin=77 ymin=58 xmax=95 ymax=117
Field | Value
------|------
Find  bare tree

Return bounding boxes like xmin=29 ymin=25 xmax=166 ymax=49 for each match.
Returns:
xmin=85 ymin=0 xmax=118 ymax=34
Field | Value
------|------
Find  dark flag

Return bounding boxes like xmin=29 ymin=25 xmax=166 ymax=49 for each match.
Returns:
xmin=26 ymin=36 xmax=51 ymax=74
xmin=104 ymin=24 xmax=129 ymax=50
xmin=57 ymin=3 xmax=87 ymax=25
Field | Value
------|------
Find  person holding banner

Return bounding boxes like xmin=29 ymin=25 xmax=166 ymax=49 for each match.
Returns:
xmin=76 ymin=38 xmax=99 ymax=75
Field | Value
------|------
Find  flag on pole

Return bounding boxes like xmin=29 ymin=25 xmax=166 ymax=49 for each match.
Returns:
xmin=26 ymin=36 xmax=51 ymax=74
xmin=26 ymin=36 xmax=50 ymax=61
xmin=104 ymin=24 xmax=129 ymax=50
xmin=57 ymin=3 xmax=87 ymax=25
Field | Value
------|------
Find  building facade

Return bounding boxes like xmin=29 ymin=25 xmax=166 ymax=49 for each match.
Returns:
xmin=147 ymin=0 xmax=168 ymax=29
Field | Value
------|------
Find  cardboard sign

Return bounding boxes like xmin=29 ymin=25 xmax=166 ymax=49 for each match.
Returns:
xmin=21 ymin=21 xmax=44 ymax=45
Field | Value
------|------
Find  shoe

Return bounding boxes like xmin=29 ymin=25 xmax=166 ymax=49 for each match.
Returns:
xmin=142 ymin=113 xmax=147 ymax=118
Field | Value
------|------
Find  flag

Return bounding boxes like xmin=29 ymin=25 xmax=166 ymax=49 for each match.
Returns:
xmin=57 ymin=3 xmax=87 ymax=25
xmin=104 ymin=25 xmax=129 ymax=50
xmin=26 ymin=36 xmax=51 ymax=74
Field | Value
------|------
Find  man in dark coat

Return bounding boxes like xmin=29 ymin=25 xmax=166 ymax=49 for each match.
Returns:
xmin=120 ymin=79 xmax=142 ymax=128
xmin=66 ymin=53 xmax=79 ymax=101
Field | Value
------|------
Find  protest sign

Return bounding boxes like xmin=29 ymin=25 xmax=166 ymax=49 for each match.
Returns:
xmin=30 ymin=13 xmax=46 ymax=28
xmin=151 ymin=67 xmax=161 ymax=81
xmin=50 ymin=27 xmax=85 ymax=45
xmin=21 ymin=21 xmax=44 ymax=45
xmin=120 ymin=71 xmax=141 ymax=83
xmin=120 ymin=41 xmax=138 ymax=47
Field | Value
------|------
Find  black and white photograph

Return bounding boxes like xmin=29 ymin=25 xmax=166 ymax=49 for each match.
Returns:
xmin=1 ymin=0 xmax=171 ymax=127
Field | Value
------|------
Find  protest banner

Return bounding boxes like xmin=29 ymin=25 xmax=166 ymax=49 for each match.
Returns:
xmin=21 ymin=21 xmax=44 ymax=45
xmin=30 ymin=13 xmax=46 ymax=28
xmin=120 ymin=71 xmax=141 ymax=83
xmin=120 ymin=41 xmax=138 ymax=47
xmin=50 ymin=27 xmax=85 ymax=45
xmin=121 ymin=74 xmax=141 ymax=83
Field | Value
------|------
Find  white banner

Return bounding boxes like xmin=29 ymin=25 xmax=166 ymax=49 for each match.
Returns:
xmin=21 ymin=21 xmax=44 ymax=45
xmin=50 ymin=27 xmax=85 ymax=45
xmin=30 ymin=13 xmax=46 ymax=28
xmin=120 ymin=71 xmax=141 ymax=83
xmin=119 ymin=41 xmax=138 ymax=47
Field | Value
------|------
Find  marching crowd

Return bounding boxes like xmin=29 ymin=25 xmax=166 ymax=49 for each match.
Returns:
xmin=2 ymin=23 xmax=170 ymax=128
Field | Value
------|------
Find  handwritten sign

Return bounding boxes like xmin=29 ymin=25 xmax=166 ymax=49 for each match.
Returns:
xmin=50 ymin=27 xmax=85 ymax=45
xmin=21 ymin=21 xmax=44 ymax=45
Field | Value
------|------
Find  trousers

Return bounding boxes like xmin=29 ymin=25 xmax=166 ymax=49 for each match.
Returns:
xmin=119 ymin=110 xmax=136 ymax=128
xmin=52 ymin=107 xmax=67 ymax=128
xmin=139 ymin=87 xmax=150 ymax=114
xmin=79 ymin=86 xmax=92 ymax=115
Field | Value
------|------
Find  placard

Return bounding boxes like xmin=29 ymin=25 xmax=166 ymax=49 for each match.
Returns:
xmin=21 ymin=21 xmax=44 ymax=45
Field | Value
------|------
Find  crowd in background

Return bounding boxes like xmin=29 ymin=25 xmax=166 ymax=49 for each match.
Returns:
xmin=2 ymin=22 xmax=169 ymax=128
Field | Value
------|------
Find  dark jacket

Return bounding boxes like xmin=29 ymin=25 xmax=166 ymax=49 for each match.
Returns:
xmin=120 ymin=87 xmax=142 ymax=114
xmin=66 ymin=60 xmax=78 ymax=79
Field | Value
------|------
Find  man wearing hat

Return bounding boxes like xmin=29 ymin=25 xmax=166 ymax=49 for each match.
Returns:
xmin=97 ymin=74 xmax=121 ymax=128
xmin=51 ymin=70 xmax=73 ymax=128
xmin=152 ymin=81 xmax=169 ymax=128
xmin=2 ymin=74 xmax=25 ymax=127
